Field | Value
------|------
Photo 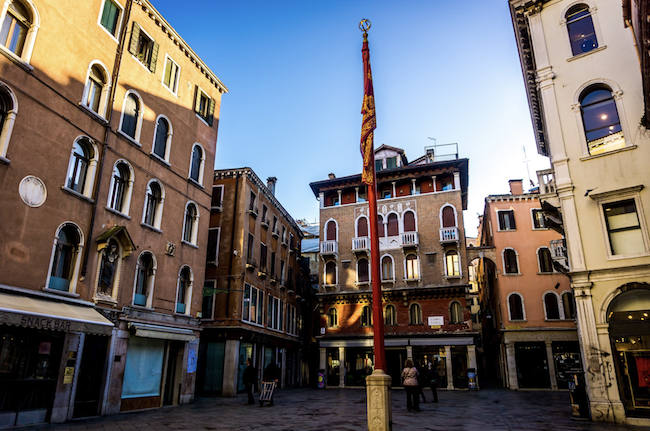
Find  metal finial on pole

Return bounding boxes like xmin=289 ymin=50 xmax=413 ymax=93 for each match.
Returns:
xmin=360 ymin=19 xmax=371 ymax=41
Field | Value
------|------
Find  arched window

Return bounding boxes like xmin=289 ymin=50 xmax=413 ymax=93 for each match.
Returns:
xmin=326 ymin=220 xmax=337 ymax=241
xmin=0 ymin=83 xmax=17 ymax=160
xmin=66 ymin=138 xmax=97 ymax=197
xmin=504 ymin=248 xmax=519 ymax=274
xmin=409 ymin=303 xmax=422 ymax=325
xmin=0 ymin=0 xmax=38 ymax=63
xmin=580 ymin=85 xmax=624 ymax=155
xmin=176 ymin=266 xmax=192 ymax=314
xmin=361 ymin=306 xmax=372 ymax=326
xmin=450 ymin=301 xmax=463 ymax=324
xmin=108 ymin=161 xmax=132 ymax=214
xmin=152 ymin=116 xmax=171 ymax=161
xmin=97 ymin=238 xmax=120 ymax=298
xmin=405 ymin=254 xmax=419 ymax=280
xmin=357 ymin=216 xmax=368 ymax=237
xmin=357 ymin=258 xmax=369 ymax=283
xmin=538 ymin=248 xmax=553 ymax=273
xmin=381 ymin=255 xmax=394 ymax=281
xmin=143 ymin=181 xmax=164 ymax=229
xmin=189 ymin=144 xmax=204 ymax=184
xmin=403 ymin=211 xmax=416 ymax=232
xmin=325 ymin=261 xmax=337 ymax=285
xmin=182 ymin=202 xmax=199 ymax=244
xmin=562 ymin=291 xmax=576 ymax=320
xmin=120 ymin=92 xmax=142 ymax=141
xmin=566 ymin=4 xmax=597 ymax=56
xmin=384 ymin=304 xmax=396 ymax=326
xmin=83 ymin=63 xmax=109 ymax=117
xmin=133 ymin=252 xmax=155 ymax=307
xmin=508 ymin=293 xmax=525 ymax=321
xmin=442 ymin=206 xmax=456 ymax=227
xmin=445 ymin=250 xmax=460 ymax=277
xmin=377 ymin=214 xmax=385 ymax=238
xmin=544 ymin=292 xmax=561 ymax=320
xmin=606 ymin=287 xmax=650 ymax=322
xmin=387 ymin=213 xmax=399 ymax=236
xmin=327 ymin=307 xmax=338 ymax=327
xmin=48 ymin=224 xmax=82 ymax=293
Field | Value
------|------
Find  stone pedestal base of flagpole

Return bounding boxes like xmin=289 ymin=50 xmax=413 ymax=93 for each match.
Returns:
xmin=366 ymin=369 xmax=392 ymax=431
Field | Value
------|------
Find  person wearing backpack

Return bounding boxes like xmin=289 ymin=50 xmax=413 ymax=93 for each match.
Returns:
xmin=401 ymin=358 xmax=421 ymax=412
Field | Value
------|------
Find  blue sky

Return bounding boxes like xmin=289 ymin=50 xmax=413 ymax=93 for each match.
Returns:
xmin=152 ymin=0 xmax=551 ymax=237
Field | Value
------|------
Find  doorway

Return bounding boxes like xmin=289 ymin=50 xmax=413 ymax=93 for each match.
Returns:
xmin=73 ymin=334 xmax=108 ymax=418
xmin=163 ymin=341 xmax=184 ymax=406
xmin=515 ymin=342 xmax=551 ymax=388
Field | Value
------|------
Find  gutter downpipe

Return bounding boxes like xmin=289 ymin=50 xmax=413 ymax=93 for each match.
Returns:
xmin=226 ymin=171 xmax=241 ymax=313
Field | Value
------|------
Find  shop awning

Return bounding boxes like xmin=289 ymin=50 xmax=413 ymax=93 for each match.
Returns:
xmin=0 ymin=292 xmax=114 ymax=335
xmin=128 ymin=323 xmax=196 ymax=341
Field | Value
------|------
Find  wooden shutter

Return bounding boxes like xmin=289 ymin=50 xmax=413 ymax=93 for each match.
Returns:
xmin=357 ymin=217 xmax=368 ymax=237
xmin=128 ymin=22 xmax=140 ymax=56
xmin=207 ymin=97 xmax=215 ymax=126
xmin=149 ymin=41 xmax=159 ymax=73
xmin=442 ymin=206 xmax=455 ymax=227
xmin=194 ymin=86 xmax=201 ymax=114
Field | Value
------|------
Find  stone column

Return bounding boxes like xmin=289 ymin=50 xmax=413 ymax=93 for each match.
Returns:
xmin=337 ymin=190 xmax=342 ymax=205
xmin=355 ymin=187 xmax=359 ymax=202
xmin=545 ymin=341 xmax=558 ymax=390
xmin=505 ymin=342 xmax=518 ymax=390
xmin=319 ymin=192 xmax=324 ymax=209
xmin=339 ymin=346 xmax=346 ymax=388
xmin=366 ymin=369 xmax=392 ymax=431
xmin=453 ymin=172 xmax=460 ymax=190
xmin=406 ymin=345 xmax=413 ymax=360
xmin=468 ymin=345 xmax=479 ymax=390
xmin=222 ymin=339 xmax=240 ymax=397
xmin=431 ymin=176 xmax=437 ymax=193
xmin=411 ymin=179 xmax=417 ymax=195
xmin=391 ymin=182 xmax=396 ymax=198
xmin=445 ymin=345 xmax=454 ymax=389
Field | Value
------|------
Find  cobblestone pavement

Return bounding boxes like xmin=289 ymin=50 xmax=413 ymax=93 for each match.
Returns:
xmin=22 ymin=387 xmax=648 ymax=431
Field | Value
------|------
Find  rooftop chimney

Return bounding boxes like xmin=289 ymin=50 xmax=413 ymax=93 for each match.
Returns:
xmin=328 ymin=173 xmax=336 ymax=180
xmin=267 ymin=177 xmax=277 ymax=195
xmin=509 ymin=179 xmax=523 ymax=195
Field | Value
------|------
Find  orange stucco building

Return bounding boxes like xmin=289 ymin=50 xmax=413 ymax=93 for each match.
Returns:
xmin=0 ymin=0 xmax=226 ymax=426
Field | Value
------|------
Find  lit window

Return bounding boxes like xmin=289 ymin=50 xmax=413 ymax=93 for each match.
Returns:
xmin=384 ymin=304 xmax=396 ymax=326
xmin=405 ymin=254 xmax=419 ymax=279
xmin=327 ymin=307 xmax=338 ymax=327
xmin=566 ymin=4 xmax=597 ymax=56
xmin=603 ymin=199 xmax=646 ymax=255
xmin=532 ymin=209 xmax=546 ymax=229
xmin=409 ymin=303 xmax=422 ymax=325
xmin=445 ymin=250 xmax=460 ymax=276
xmin=580 ymin=85 xmax=624 ymax=155
xmin=450 ymin=301 xmax=463 ymax=324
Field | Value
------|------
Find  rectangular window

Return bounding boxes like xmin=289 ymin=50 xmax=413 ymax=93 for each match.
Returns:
xmin=128 ymin=22 xmax=158 ymax=72
xmin=260 ymin=243 xmax=268 ymax=269
xmin=375 ymin=159 xmax=383 ymax=172
xmin=162 ymin=55 xmax=180 ymax=93
xmin=122 ymin=337 xmax=165 ymax=398
xmin=249 ymin=191 xmax=256 ymax=212
xmin=247 ymin=233 xmax=255 ymax=261
xmin=270 ymin=252 xmax=276 ymax=278
xmin=201 ymin=280 xmax=215 ymax=319
xmin=272 ymin=216 xmax=278 ymax=233
xmin=441 ymin=179 xmax=453 ymax=191
xmin=243 ymin=283 xmax=264 ymax=324
xmin=286 ymin=304 xmax=297 ymax=335
xmin=206 ymin=228 xmax=220 ymax=265
xmin=267 ymin=295 xmax=283 ymax=331
xmin=282 ymin=226 xmax=287 ymax=244
xmin=532 ymin=209 xmax=546 ymax=229
xmin=386 ymin=157 xmax=397 ymax=169
xmin=604 ymin=199 xmax=646 ymax=255
xmin=498 ymin=210 xmax=516 ymax=230
xmin=261 ymin=205 xmax=268 ymax=222
xmin=280 ymin=260 xmax=286 ymax=284
xmin=381 ymin=190 xmax=391 ymax=199
xmin=99 ymin=0 xmax=121 ymax=37
xmin=194 ymin=86 xmax=215 ymax=126
xmin=211 ymin=185 xmax=223 ymax=209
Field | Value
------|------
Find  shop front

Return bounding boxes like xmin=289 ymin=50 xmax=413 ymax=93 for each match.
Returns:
xmin=0 ymin=291 xmax=114 ymax=428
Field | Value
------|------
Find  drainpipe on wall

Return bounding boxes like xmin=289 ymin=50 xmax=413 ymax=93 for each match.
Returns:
xmin=225 ymin=171 xmax=241 ymax=314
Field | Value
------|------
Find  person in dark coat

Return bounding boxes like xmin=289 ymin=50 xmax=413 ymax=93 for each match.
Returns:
xmin=263 ymin=359 xmax=280 ymax=405
xmin=417 ymin=364 xmax=427 ymax=403
xmin=426 ymin=362 xmax=439 ymax=402
xmin=243 ymin=358 xmax=256 ymax=405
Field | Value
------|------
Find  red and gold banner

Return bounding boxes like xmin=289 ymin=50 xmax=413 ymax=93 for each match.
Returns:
xmin=360 ymin=35 xmax=376 ymax=186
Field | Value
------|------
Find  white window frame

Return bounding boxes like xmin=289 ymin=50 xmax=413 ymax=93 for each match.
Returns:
xmin=44 ymin=222 xmax=84 ymax=295
xmin=132 ymin=251 xmax=156 ymax=308
xmin=118 ymin=89 xmax=144 ymax=145
xmin=439 ymin=204 xmax=458 ymax=228
xmin=141 ymin=179 xmax=165 ymax=231
xmin=151 ymin=115 xmax=172 ymax=164
xmin=0 ymin=0 xmax=39 ymax=68
xmin=97 ymin=0 xmax=123 ymax=41
xmin=384 ymin=304 xmax=396 ymax=326
xmin=402 ymin=209 xmax=418 ymax=232
xmin=502 ymin=247 xmax=521 ymax=275
xmin=286 ymin=303 xmax=297 ymax=336
xmin=496 ymin=209 xmax=516 ymax=231
xmin=242 ymin=283 xmax=264 ymax=326
xmin=355 ymin=215 xmax=369 ymax=238
xmin=324 ymin=218 xmax=339 ymax=242
xmin=380 ymin=254 xmax=395 ymax=282
xmin=444 ymin=249 xmax=461 ymax=278
xmin=182 ymin=201 xmax=199 ymax=246
xmin=64 ymin=136 xmax=99 ymax=200
xmin=327 ymin=307 xmax=338 ymax=328
xmin=543 ymin=291 xmax=564 ymax=320
xmin=324 ymin=260 xmax=338 ymax=286
xmin=106 ymin=159 xmax=134 ymax=217
xmin=559 ymin=1 xmax=606 ymax=61
xmin=409 ymin=302 xmax=422 ymax=325
xmin=404 ymin=253 xmax=421 ymax=281
xmin=211 ymin=184 xmax=224 ymax=210
xmin=592 ymin=186 xmax=650 ymax=260
xmin=0 ymin=80 xmax=17 ymax=163
xmin=161 ymin=53 xmax=180 ymax=95
xmin=267 ymin=294 xmax=283 ymax=332
xmin=188 ymin=143 xmax=205 ymax=186
xmin=174 ymin=265 xmax=193 ymax=316
xmin=536 ymin=246 xmax=554 ymax=273
xmin=194 ymin=85 xmax=214 ymax=126
xmin=81 ymin=60 xmax=111 ymax=119
xmin=507 ymin=292 xmax=526 ymax=321
xmin=531 ymin=208 xmax=547 ymax=230
xmin=356 ymin=257 xmax=370 ymax=284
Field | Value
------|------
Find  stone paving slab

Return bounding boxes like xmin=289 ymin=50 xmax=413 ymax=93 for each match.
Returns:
xmin=18 ymin=387 xmax=648 ymax=431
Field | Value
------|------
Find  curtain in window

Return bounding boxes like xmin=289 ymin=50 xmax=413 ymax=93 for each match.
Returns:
xmin=404 ymin=212 xmax=416 ymax=232
xmin=387 ymin=214 xmax=398 ymax=236
xmin=326 ymin=220 xmax=337 ymax=241
xmin=325 ymin=262 xmax=336 ymax=285
xmin=442 ymin=207 xmax=455 ymax=228
xmin=121 ymin=337 xmax=165 ymax=398
xmin=409 ymin=303 xmax=421 ymax=324
xmin=450 ymin=302 xmax=462 ymax=323
xmin=446 ymin=250 xmax=460 ymax=276
xmin=358 ymin=259 xmax=369 ymax=282
xmin=381 ymin=256 xmax=393 ymax=280
xmin=357 ymin=217 xmax=368 ymax=237
xmin=384 ymin=305 xmax=396 ymax=326
xmin=406 ymin=255 xmax=419 ymax=279
xmin=109 ymin=163 xmax=128 ymax=212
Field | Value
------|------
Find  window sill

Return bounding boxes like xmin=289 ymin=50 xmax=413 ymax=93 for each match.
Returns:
xmin=195 ymin=113 xmax=211 ymax=128
xmin=94 ymin=295 xmax=118 ymax=307
xmin=132 ymin=54 xmax=154 ymax=73
xmin=545 ymin=319 xmax=563 ymax=322
xmin=62 ymin=186 xmax=95 ymax=204
xmin=537 ymin=272 xmax=555 ymax=275
xmin=508 ymin=320 xmax=527 ymax=323
xmin=532 ymin=227 xmax=549 ymax=231
xmin=130 ymin=304 xmax=154 ymax=311
xmin=211 ymin=205 xmax=223 ymax=212
xmin=162 ymin=83 xmax=179 ymax=97
xmin=497 ymin=229 xmax=517 ymax=232
xmin=43 ymin=287 xmax=80 ymax=298
xmin=381 ymin=279 xmax=395 ymax=284
xmin=355 ymin=281 xmax=370 ymax=287
xmin=173 ymin=312 xmax=190 ymax=318
xmin=98 ymin=23 xmax=121 ymax=43
xmin=323 ymin=284 xmax=338 ymax=289
xmin=188 ymin=177 xmax=204 ymax=189
xmin=105 ymin=206 xmax=131 ymax=219
xmin=404 ymin=278 xmax=421 ymax=282
xmin=605 ymin=251 xmax=650 ymax=261
xmin=117 ymin=130 xmax=142 ymax=147
xmin=181 ymin=239 xmax=198 ymax=249
xmin=0 ymin=156 xmax=9 ymax=164
xmin=140 ymin=222 xmax=162 ymax=233
xmin=444 ymin=275 xmax=461 ymax=279
xmin=502 ymin=273 xmax=522 ymax=276
xmin=566 ymin=45 xmax=606 ymax=62
xmin=0 ymin=45 xmax=33 ymax=71
xmin=579 ymin=144 xmax=637 ymax=161
xmin=78 ymin=103 xmax=108 ymax=125
xmin=150 ymin=152 xmax=171 ymax=167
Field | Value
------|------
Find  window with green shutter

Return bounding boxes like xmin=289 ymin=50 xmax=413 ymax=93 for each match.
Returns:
xmin=194 ymin=86 xmax=215 ymax=126
xmin=99 ymin=0 xmax=121 ymax=36
xmin=128 ymin=22 xmax=158 ymax=72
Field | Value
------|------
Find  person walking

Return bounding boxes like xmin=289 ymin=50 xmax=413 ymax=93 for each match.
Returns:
xmin=426 ymin=362 xmax=439 ymax=403
xmin=417 ymin=364 xmax=427 ymax=403
xmin=401 ymin=358 xmax=420 ymax=412
xmin=263 ymin=359 xmax=280 ymax=406
xmin=243 ymin=358 xmax=256 ymax=405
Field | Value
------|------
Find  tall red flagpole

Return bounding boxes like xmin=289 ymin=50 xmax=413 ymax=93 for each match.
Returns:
xmin=359 ymin=19 xmax=386 ymax=372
